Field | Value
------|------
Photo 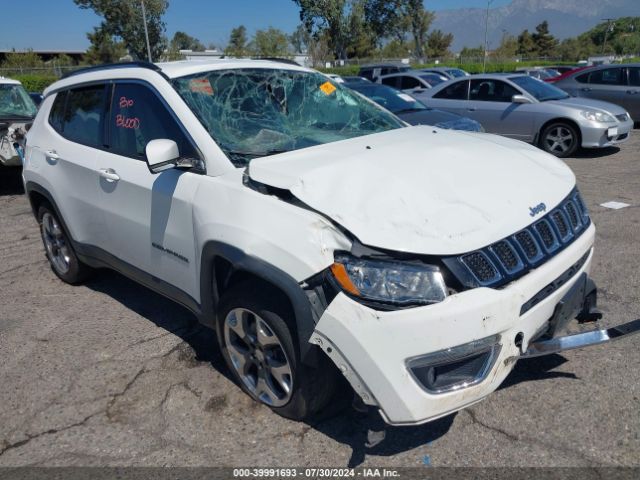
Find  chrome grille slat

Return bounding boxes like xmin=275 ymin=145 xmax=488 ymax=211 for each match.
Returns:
xmin=454 ymin=189 xmax=590 ymax=288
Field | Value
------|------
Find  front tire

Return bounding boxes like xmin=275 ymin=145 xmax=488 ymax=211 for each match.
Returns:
xmin=38 ymin=205 xmax=92 ymax=284
xmin=539 ymin=121 xmax=579 ymax=158
xmin=216 ymin=281 xmax=338 ymax=420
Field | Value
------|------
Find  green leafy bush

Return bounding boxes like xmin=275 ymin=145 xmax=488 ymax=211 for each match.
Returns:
xmin=10 ymin=74 xmax=58 ymax=93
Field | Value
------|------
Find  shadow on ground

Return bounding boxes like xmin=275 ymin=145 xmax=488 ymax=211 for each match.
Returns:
xmin=573 ymin=146 xmax=620 ymax=159
xmin=0 ymin=167 xmax=24 ymax=195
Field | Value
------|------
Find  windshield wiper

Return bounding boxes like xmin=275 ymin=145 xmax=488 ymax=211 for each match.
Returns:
xmin=395 ymin=107 xmax=427 ymax=114
xmin=0 ymin=114 xmax=33 ymax=120
xmin=225 ymin=148 xmax=290 ymax=159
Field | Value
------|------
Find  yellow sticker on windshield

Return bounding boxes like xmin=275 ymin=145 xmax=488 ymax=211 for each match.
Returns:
xmin=319 ymin=81 xmax=337 ymax=95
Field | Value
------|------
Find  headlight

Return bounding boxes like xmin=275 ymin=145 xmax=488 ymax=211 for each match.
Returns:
xmin=580 ymin=110 xmax=615 ymax=123
xmin=330 ymin=254 xmax=447 ymax=306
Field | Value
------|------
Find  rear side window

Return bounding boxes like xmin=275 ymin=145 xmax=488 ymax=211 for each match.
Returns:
xmin=628 ymin=67 xmax=640 ymax=87
xmin=48 ymin=91 xmax=67 ymax=133
xmin=381 ymin=76 xmax=399 ymax=88
xmin=399 ymin=76 xmax=421 ymax=90
xmin=62 ymin=85 xmax=106 ymax=147
xmin=586 ymin=68 xmax=625 ymax=85
xmin=108 ymin=83 xmax=197 ymax=160
xmin=434 ymin=80 xmax=469 ymax=100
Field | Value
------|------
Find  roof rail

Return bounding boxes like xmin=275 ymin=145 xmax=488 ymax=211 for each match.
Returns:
xmin=61 ymin=61 xmax=161 ymax=79
xmin=252 ymin=57 xmax=301 ymax=66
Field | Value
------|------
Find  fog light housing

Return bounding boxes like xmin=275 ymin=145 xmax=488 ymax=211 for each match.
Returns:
xmin=407 ymin=335 xmax=501 ymax=394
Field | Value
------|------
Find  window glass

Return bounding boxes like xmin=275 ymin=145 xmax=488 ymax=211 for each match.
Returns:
xmin=381 ymin=76 xmax=399 ymax=88
xmin=109 ymin=83 xmax=197 ymax=160
xmin=399 ymin=76 xmax=421 ymax=89
xmin=62 ymin=85 xmax=105 ymax=146
xmin=48 ymin=91 xmax=67 ymax=133
xmin=0 ymin=83 xmax=37 ymax=119
xmin=433 ymin=80 xmax=469 ymax=100
xmin=575 ymin=72 xmax=590 ymax=84
xmin=588 ymin=68 xmax=624 ymax=85
xmin=470 ymin=79 xmax=519 ymax=102
xmin=173 ymin=68 xmax=404 ymax=167
xmin=628 ymin=67 xmax=640 ymax=87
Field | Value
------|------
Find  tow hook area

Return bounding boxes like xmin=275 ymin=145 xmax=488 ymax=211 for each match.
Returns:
xmin=520 ymin=319 xmax=640 ymax=359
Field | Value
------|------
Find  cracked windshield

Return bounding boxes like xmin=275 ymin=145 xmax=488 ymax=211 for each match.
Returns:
xmin=173 ymin=68 xmax=404 ymax=166
xmin=0 ymin=84 xmax=37 ymax=119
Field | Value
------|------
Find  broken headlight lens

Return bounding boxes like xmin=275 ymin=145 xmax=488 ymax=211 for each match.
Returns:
xmin=330 ymin=254 xmax=447 ymax=306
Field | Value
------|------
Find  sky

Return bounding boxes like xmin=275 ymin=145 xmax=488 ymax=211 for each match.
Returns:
xmin=0 ymin=0 xmax=512 ymax=51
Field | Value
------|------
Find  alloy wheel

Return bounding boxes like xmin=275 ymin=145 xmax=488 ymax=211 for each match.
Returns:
xmin=41 ymin=212 xmax=71 ymax=275
xmin=544 ymin=126 xmax=575 ymax=154
xmin=224 ymin=308 xmax=293 ymax=407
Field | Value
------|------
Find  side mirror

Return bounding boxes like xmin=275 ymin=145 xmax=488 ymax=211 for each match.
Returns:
xmin=512 ymin=94 xmax=532 ymax=104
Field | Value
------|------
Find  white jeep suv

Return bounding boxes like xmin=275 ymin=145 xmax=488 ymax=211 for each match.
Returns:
xmin=22 ymin=60 xmax=639 ymax=426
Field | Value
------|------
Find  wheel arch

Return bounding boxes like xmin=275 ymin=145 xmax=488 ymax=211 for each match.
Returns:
xmin=536 ymin=117 xmax=582 ymax=147
xmin=200 ymin=241 xmax=322 ymax=366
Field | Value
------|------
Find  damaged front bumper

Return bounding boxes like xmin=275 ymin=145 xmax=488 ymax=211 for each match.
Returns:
xmin=310 ymin=224 xmax=640 ymax=426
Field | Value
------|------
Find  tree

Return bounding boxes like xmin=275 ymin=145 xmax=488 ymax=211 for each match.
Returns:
xmin=289 ymin=24 xmax=311 ymax=53
xmin=364 ymin=0 xmax=406 ymax=45
xmin=307 ymin=33 xmax=332 ymax=67
xmin=492 ymin=33 xmax=518 ymax=59
xmin=293 ymin=0 xmax=349 ymax=60
xmin=459 ymin=45 xmax=484 ymax=61
xmin=557 ymin=37 xmax=595 ymax=61
xmin=84 ymin=26 xmax=128 ymax=64
xmin=225 ymin=25 xmax=248 ymax=57
xmin=74 ymin=0 xmax=168 ymax=61
xmin=0 ymin=51 xmax=45 ymax=74
xmin=532 ymin=21 xmax=558 ymax=58
xmin=405 ymin=0 xmax=434 ymax=60
xmin=379 ymin=39 xmax=411 ymax=58
xmin=426 ymin=29 xmax=453 ymax=58
xmin=345 ymin=0 xmax=376 ymax=58
xmin=517 ymin=29 xmax=538 ymax=58
xmin=251 ymin=27 xmax=291 ymax=57
xmin=170 ymin=31 xmax=205 ymax=51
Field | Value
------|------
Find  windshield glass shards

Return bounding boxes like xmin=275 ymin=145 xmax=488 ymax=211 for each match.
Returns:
xmin=0 ymin=84 xmax=37 ymax=119
xmin=173 ymin=68 xmax=404 ymax=166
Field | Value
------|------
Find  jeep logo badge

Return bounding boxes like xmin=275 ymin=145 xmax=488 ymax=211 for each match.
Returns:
xmin=529 ymin=203 xmax=547 ymax=217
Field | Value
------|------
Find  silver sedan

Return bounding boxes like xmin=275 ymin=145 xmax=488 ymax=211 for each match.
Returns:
xmin=424 ymin=74 xmax=633 ymax=157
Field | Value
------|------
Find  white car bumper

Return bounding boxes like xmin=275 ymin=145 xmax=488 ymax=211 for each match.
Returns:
xmin=311 ymin=224 xmax=596 ymax=426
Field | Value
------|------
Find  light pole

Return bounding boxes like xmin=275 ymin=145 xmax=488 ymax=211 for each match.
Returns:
xmin=601 ymin=18 xmax=614 ymax=55
xmin=483 ymin=0 xmax=494 ymax=73
xmin=141 ymin=0 xmax=153 ymax=62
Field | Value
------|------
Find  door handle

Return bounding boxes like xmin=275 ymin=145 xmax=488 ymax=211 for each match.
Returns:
xmin=467 ymin=108 xmax=476 ymax=112
xmin=99 ymin=168 xmax=120 ymax=182
xmin=580 ymin=88 xmax=592 ymax=92
xmin=45 ymin=150 xmax=60 ymax=161
xmin=627 ymin=90 xmax=639 ymax=94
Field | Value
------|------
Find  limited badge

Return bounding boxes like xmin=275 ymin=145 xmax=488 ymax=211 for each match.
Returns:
xmin=319 ymin=81 xmax=337 ymax=95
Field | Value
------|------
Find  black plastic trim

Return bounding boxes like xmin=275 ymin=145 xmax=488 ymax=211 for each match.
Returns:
xmin=61 ymin=61 xmax=162 ymax=79
xmin=199 ymin=241 xmax=320 ymax=364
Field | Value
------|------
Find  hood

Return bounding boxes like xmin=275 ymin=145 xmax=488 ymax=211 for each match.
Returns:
xmin=550 ymin=96 xmax=629 ymax=115
xmin=248 ymin=126 xmax=576 ymax=256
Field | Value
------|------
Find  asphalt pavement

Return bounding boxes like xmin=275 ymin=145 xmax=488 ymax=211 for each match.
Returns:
xmin=0 ymin=133 xmax=638 ymax=468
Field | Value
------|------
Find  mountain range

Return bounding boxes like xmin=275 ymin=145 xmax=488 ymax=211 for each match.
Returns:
xmin=431 ymin=0 xmax=640 ymax=52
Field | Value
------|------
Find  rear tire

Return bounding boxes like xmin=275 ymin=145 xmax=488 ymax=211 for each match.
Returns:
xmin=539 ymin=121 xmax=579 ymax=158
xmin=38 ymin=205 xmax=93 ymax=284
xmin=216 ymin=281 xmax=339 ymax=421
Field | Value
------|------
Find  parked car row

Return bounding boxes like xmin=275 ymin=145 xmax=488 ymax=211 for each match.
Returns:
xmin=324 ymin=63 xmax=636 ymax=157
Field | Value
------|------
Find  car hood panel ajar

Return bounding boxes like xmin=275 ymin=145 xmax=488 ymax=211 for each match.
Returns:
xmin=248 ymin=126 xmax=576 ymax=256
